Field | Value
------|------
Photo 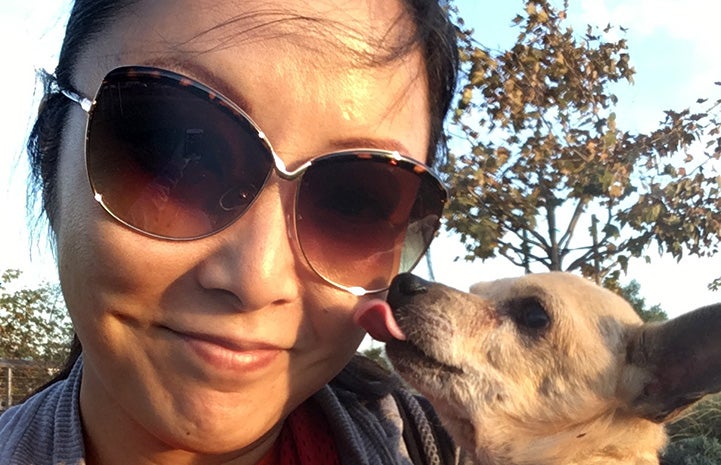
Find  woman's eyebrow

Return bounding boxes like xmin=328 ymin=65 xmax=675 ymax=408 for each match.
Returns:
xmin=138 ymin=59 xmax=413 ymax=157
xmin=327 ymin=137 xmax=412 ymax=156
xmin=142 ymin=56 xmax=255 ymax=115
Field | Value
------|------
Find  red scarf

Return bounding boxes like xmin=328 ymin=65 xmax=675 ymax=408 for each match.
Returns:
xmin=257 ymin=400 xmax=340 ymax=465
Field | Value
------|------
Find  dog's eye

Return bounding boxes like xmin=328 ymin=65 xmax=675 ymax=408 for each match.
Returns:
xmin=513 ymin=298 xmax=551 ymax=331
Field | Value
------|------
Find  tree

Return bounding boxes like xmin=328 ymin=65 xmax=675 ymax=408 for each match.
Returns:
xmin=662 ymin=436 xmax=721 ymax=465
xmin=0 ymin=269 xmax=72 ymax=364
xmin=361 ymin=346 xmax=391 ymax=371
xmin=607 ymin=279 xmax=667 ymax=322
xmin=445 ymin=0 xmax=721 ymax=284
xmin=666 ymin=394 xmax=721 ymax=445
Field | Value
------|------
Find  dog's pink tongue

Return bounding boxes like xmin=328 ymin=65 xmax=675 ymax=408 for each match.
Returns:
xmin=353 ymin=299 xmax=407 ymax=342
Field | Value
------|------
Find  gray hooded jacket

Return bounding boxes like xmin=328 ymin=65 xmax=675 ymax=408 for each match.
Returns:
xmin=0 ymin=355 xmax=472 ymax=465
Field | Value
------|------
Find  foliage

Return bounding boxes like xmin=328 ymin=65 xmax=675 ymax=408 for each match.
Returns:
xmin=661 ymin=436 xmax=721 ymax=465
xmin=445 ymin=0 xmax=721 ymax=284
xmin=667 ymin=394 xmax=721 ymax=442
xmin=604 ymin=279 xmax=667 ymax=322
xmin=361 ymin=346 xmax=391 ymax=371
xmin=0 ymin=269 xmax=72 ymax=364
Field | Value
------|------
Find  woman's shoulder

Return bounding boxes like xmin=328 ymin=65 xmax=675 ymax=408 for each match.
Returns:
xmin=0 ymin=359 xmax=84 ymax=464
xmin=331 ymin=354 xmax=401 ymax=398
xmin=330 ymin=354 xmax=439 ymax=420
xmin=0 ymin=382 xmax=62 ymax=461
xmin=318 ymin=354 xmax=470 ymax=465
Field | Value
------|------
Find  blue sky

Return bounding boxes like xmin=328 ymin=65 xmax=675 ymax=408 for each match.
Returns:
xmin=413 ymin=0 xmax=721 ymax=318
xmin=1 ymin=0 xmax=720 ymax=318
xmin=409 ymin=0 xmax=721 ymax=319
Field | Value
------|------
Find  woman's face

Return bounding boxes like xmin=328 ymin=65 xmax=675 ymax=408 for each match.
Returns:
xmin=55 ymin=0 xmax=430 ymax=461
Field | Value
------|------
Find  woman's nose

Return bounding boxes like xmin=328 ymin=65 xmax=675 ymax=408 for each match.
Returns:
xmin=195 ymin=182 xmax=303 ymax=310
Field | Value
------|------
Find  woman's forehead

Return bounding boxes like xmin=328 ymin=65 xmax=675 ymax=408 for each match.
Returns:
xmin=71 ymin=0 xmax=430 ymax=163
xmin=75 ymin=0 xmax=421 ymax=94
xmin=103 ymin=0 xmax=413 ymax=55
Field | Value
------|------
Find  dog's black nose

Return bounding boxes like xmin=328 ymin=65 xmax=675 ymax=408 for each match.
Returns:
xmin=388 ymin=273 xmax=430 ymax=308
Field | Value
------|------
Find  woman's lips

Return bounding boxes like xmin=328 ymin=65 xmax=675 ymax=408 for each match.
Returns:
xmin=169 ymin=328 xmax=283 ymax=372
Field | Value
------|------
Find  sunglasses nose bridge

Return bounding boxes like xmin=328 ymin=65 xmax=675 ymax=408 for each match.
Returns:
xmin=263 ymin=154 xmax=368 ymax=294
xmin=271 ymin=152 xmax=311 ymax=181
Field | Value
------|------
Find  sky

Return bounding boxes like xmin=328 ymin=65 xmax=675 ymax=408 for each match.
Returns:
xmin=412 ymin=0 xmax=721 ymax=320
xmin=1 ymin=0 xmax=721 ymax=321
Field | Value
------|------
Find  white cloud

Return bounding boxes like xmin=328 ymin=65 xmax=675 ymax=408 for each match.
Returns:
xmin=575 ymin=0 xmax=721 ymax=93
xmin=577 ymin=0 xmax=720 ymax=40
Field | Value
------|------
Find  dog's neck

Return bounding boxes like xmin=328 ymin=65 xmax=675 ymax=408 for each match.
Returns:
xmin=469 ymin=412 xmax=667 ymax=465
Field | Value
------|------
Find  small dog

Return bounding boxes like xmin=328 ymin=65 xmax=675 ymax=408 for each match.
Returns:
xmin=356 ymin=272 xmax=721 ymax=465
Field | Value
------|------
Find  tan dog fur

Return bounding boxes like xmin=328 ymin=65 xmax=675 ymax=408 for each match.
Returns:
xmin=385 ymin=272 xmax=721 ymax=465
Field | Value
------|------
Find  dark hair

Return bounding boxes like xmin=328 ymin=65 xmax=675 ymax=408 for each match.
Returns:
xmin=406 ymin=0 xmax=460 ymax=165
xmin=25 ymin=0 xmax=459 ymax=389
xmin=28 ymin=1 xmax=138 ymax=231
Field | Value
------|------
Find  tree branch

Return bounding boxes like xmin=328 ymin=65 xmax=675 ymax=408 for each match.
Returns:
xmin=558 ymin=198 xmax=588 ymax=250
xmin=498 ymin=239 xmax=550 ymax=266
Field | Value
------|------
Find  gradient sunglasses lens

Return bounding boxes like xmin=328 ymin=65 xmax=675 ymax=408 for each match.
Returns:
xmin=296 ymin=153 xmax=446 ymax=294
xmin=86 ymin=67 xmax=274 ymax=239
xmin=82 ymin=67 xmax=447 ymax=293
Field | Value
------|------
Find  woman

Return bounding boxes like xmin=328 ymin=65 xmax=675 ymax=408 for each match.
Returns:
xmin=0 ymin=0 xmax=466 ymax=464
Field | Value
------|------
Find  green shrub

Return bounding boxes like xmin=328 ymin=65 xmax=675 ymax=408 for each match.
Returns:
xmin=667 ymin=394 xmax=721 ymax=441
xmin=661 ymin=436 xmax=721 ymax=465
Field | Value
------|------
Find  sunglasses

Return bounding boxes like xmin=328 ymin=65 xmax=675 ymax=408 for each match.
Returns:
xmin=52 ymin=66 xmax=447 ymax=295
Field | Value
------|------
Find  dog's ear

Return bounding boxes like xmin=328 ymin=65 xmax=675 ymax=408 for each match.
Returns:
xmin=626 ymin=303 xmax=721 ymax=423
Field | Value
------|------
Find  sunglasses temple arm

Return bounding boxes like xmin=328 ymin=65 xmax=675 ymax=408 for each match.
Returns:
xmin=61 ymin=89 xmax=94 ymax=113
xmin=36 ymin=68 xmax=94 ymax=113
